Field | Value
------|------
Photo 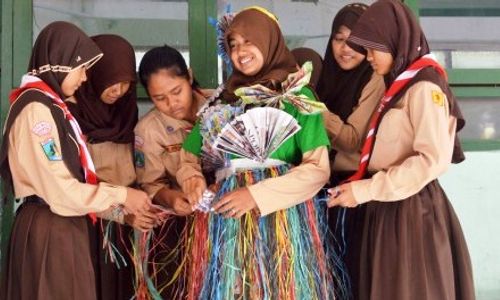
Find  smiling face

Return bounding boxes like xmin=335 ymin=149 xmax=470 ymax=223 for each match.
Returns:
xmin=146 ymin=69 xmax=194 ymax=120
xmin=332 ymin=25 xmax=366 ymax=70
xmin=61 ymin=65 xmax=87 ymax=97
xmin=100 ymin=81 xmax=131 ymax=104
xmin=365 ymin=48 xmax=394 ymax=75
xmin=228 ymin=32 xmax=265 ymax=76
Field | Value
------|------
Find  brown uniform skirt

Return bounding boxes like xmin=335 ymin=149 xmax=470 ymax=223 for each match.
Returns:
xmin=1 ymin=199 xmax=97 ymax=300
xmin=355 ymin=180 xmax=475 ymax=300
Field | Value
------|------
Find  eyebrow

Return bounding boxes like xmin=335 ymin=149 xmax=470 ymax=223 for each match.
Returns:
xmin=168 ymin=84 xmax=181 ymax=94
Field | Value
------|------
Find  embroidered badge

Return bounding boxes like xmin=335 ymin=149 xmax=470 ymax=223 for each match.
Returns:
xmin=166 ymin=126 xmax=175 ymax=133
xmin=134 ymin=150 xmax=145 ymax=168
xmin=32 ymin=121 xmax=52 ymax=136
xmin=165 ymin=144 xmax=182 ymax=153
xmin=135 ymin=135 xmax=144 ymax=148
xmin=40 ymin=138 xmax=62 ymax=161
xmin=431 ymin=90 xmax=445 ymax=107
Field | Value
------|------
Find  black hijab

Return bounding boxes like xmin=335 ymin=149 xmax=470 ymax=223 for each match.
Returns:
xmin=69 ymin=34 xmax=138 ymax=144
xmin=316 ymin=3 xmax=372 ymax=121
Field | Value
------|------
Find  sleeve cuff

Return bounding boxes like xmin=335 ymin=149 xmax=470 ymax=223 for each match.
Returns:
xmin=102 ymin=183 xmax=128 ymax=205
xmin=248 ymin=183 xmax=273 ymax=217
xmin=351 ymin=179 xmax=373 ymax=204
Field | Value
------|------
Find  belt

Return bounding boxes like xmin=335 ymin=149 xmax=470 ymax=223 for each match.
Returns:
xmin=215 ymin=158 xmax=287 ymax=182
xmin=23 ymin=195 xmax=48 ymax=206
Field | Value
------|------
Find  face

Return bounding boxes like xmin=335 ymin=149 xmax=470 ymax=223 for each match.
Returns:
xmin=147 ymin=69 xmax=194 ymax=120
xmin=61 ymin=65 xmax=87 ymax=97
xmin=228 ymin=32 xmax=265 ymax=76
xmin=365 ymin=48 xmax=394 ymax=75
xmin=332 ymin=25 xmax=365 ymax=70
xmin=100 ymin=81 xmax=131 ymax=104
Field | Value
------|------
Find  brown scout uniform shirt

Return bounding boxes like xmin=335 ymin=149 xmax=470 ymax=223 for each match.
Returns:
xmin=7 ymin=102 xmax=127 ymax=216
xmin=351 ymin=81 xmax=458 ymax=204
xmin=135 ymin=108 xmax=197 ymax=199
xmin=322 ymin=73 xmax=385 ymax=172
xmin=87 ymin=142 xmax=136 ymax=186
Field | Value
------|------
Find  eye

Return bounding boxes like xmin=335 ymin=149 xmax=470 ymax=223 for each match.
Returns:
xmin=153 ymin=96 xmax=165 ymax=102
xmin=171 ymin=88 xmax=181 ymax=96
xmin=334 ymin=36 xmax=346 ymax=43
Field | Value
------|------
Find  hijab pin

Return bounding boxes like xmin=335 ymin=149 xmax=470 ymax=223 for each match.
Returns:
xmin=417 ymin=46 xmax=421 ymax=51
xmin=76 ymin=55 xmax=81 ymax=62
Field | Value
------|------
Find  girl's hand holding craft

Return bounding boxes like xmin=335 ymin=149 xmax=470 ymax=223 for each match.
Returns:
xmin=182 ymin=175 xmax=207 ymax=205
xmin=124 ymin=209 xmax=160 ymax=232
xmin=124 ymin=187 xmax=152 ymax=215
xmin=212 ymin=187 xmax=257 ymax=218
xmin=327 ymin=183 xmax=359 ymax=208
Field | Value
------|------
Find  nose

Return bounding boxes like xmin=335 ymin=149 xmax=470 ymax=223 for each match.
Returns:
xmin=81 ymin=69 xmax=87 ymax=82
xmin=366 ymin=51 xmax=373 ymax=62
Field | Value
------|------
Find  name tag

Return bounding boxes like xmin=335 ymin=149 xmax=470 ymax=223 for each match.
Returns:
xmin=164 ymin=144 xmax=182 ymax=153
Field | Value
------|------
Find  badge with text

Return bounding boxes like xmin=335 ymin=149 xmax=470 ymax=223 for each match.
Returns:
xmin=40 ymin=138 xmax=62 ymax=161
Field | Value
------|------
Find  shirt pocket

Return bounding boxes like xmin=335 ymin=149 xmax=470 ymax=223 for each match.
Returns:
xmin=161 ymin=145 xmax=182 ymax=177
xmin=376 ymin=109 xmax=405 ymax=143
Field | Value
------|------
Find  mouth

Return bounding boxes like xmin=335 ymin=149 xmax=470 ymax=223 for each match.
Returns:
xmin=239 ymin=56 xmax=253 ymax=66
xmin=171 ymin=107 xmax=185 ymax=116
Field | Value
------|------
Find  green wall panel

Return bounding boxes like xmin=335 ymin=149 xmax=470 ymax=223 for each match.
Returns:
xmin=188 ymin=0 xmax=217 ymax=88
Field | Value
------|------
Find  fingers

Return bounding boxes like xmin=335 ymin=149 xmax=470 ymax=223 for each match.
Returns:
xmin=211 ymin=192 xmax=233 ymax=212
xmin=213 ymin=192 xmax=250 ymax=218
xmin=183 ymin=177 xmax=206 ymax=205
xmin=173 ymin=197 xmax=194 ymax=216
xmin=327 ymin=195 xmax=343 ymax=208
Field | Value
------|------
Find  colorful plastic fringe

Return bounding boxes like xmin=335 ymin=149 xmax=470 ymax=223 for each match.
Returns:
xmin=179 ymin=164 xmax=347 ymax=300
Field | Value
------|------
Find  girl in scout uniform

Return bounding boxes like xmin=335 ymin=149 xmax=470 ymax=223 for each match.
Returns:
xmin=68 ymin=34 xmax=155 ymax=300
xmin=134 ymin=45 xmax=208 ymax=298
xmin=316 ymin=3 xmax=386 ymax=297
xmin=177 ymin=7 xmax=345 ymax=299
xmin=327 ymin=1 xmax=475 ymax=299
xmin=0 ymin=22 xmax=151 ymax=300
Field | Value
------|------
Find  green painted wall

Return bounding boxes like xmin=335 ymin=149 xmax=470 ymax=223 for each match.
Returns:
xmin=0 ymin=0 xmax=33 ymax=269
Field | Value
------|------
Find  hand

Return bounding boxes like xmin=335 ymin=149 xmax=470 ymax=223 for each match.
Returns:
xmin=124 ymin=209 xmax=160 ymax=232
xmin=212 ymin=187 xmax=257 ymax=218
xmin=181 ymin=176 xmax=206 ymax=205
xmin=155 ymin=188 xmax=193 ymax=216
xmin=123 ymin=187 xmax=152 ymax=215
xmin=326 ymin=183 xmax=359 ymax=208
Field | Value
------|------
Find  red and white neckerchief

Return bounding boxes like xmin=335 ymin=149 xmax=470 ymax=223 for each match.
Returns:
xmin=10 ymin=75 xmax=98 ymax=222
xmin=347 ymin=54 xmax=447 ymax=182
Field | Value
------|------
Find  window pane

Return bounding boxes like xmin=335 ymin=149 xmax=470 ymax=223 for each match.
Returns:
xmin=216 ymin=0 xmax=374 ymax=67
xmin=458 ymin=99 xmax=500 ymax=141
xmin=33 ymin=0 xmax=189 ymax=72
xmin=419 ymin=1 xmax=500 ymax=69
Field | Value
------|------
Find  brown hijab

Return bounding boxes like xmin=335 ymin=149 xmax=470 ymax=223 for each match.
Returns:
xmin=222 ymin=7 xmax=297 ymax=102
xmin=290 ymin=47 xmax=323 ymax=89
xmin=316 ymin=3 xmax=372 ymax=122
xmin=348 ymin=0 xmax=465 ymax=163
xmin=28 ymin=21 xmax=102 ymax=99
xmin=68 ymin=34 xmax=138 ymax=144
xmin=1 ymin=22 xmax=102 ymax=198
